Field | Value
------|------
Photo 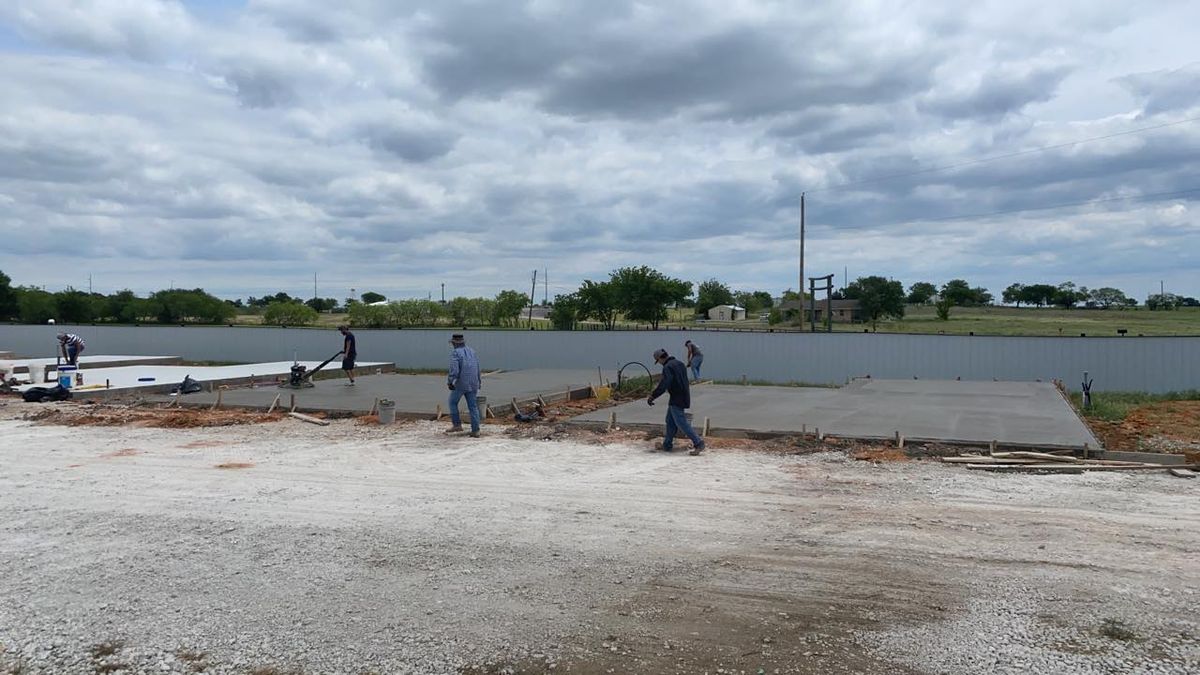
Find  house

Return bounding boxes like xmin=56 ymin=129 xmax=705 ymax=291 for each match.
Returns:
xmin=706 ymin=304 xmax=746 ymax=321
xmin=777 ymin=298 xmax=862 ymax=324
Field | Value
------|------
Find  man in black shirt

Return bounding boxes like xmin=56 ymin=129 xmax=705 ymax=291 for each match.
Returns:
xmin=338 ymin=325 xmax=357 ymax=386
xmin=647 ymin=348 xmax=705 ymax=455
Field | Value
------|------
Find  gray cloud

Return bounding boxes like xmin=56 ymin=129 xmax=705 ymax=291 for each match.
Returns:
xmin=1117 ymin=63 xmax=1200 ymax=116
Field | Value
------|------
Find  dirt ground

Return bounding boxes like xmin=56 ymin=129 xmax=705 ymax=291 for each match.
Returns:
xmin=1085 ymin=401 xmax=1200 ymax=461
xmin=0 ymin=399 xmax=1197 ymax=674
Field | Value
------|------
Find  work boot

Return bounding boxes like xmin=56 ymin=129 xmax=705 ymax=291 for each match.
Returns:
xmin=445 ymin=426 xmax=464 ymax=434
xmin=656 ymin=442 xmax=673 ymax=452
xmin=468 ymin=431 xmax=481 ymax=438
xmin=689 ymin=442 xmax=706 ymax=456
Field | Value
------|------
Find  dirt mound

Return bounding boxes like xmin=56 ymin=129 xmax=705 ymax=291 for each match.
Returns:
xmin=1088 ymin=401 xmax=1200 ymax=458
xmin=30 ymin=405 xmax=283 ymax=429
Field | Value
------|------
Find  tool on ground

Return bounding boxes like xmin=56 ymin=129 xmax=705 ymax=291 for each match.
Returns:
xmin=281 ymin=350 xmax=344 ymax=389
xmin=1081 ymin=371 xmax=1093 ymax=409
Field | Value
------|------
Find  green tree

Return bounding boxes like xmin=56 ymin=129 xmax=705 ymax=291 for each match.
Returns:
xmin=843 ymin=276 xmax=906 ymax=329
xmin=907 ymin=282 xmax=937 ymax=305
xmin=493 ymin=290 xmax=529 ymax=327
xmin=391 ymin=299 xmax=444 ymax=326
xmin=305 ymin=297 xmax=338 ymax=312
xmin=360 ymin=291 xmax=386 ymax=304
xmin=696 ymin=279 xmax=735 ymax=316
xmin=148 ymin=289 xmax=235 ymax=323
xmin=446 ymin=297 xmax=471 ymax=325
xmin=348 ymin=302 xmax=395 ymax=327
xmin=935 ymin=297 xmax=952 ymax=320
xmin=17 ymin=287 xmax=57 ymax=324
xmin=609 ymin=266 xmax=691 ymax=329
xmin=941 ymin=279 xmax=991 ymax=307
xmin=0 ymin=270 xmax=17 ymax=320
xmin=263 ymin=301 xmax=319 ymax=326
xmin=576 ymin=280 xmax=618 ymax=330
xmin=105 ymin=289 xmax=146 ymax=323
xmin=1087 ymin=287 xmax=1128 ymax=309
xmin=547 ymin=293 xmax=581 ymax=330
xmin=1019 ymin=284 xmax=1057 ymax=307
xmin=1146 ymin=293 xmax=1181 ymax=310
xmin=53 ymin=288 xmax=98 ymax=323
xmin=1002 ymin=283 xmax=1025 ymax=307
xmin=1052 ymin=282 xmax=1087 ymax=309
xmin=734 ymin=290 xmax=774 ymax=314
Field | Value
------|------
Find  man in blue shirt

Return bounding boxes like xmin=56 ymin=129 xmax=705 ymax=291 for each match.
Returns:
xmin=338 ymin=325 xmax=357 ymax=385
xmin=647 ymin=348 xmax=705 ymax=455
xmin=446 ymin=334 xmax=482 ymax=437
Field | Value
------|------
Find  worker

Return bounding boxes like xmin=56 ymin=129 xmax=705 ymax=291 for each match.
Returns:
xmin=56 ymin=332 xmax=85 ymax=366
xmin=684 ymin=339 xmax=703 ymax=382
xmin=337 ymin=325 xmax=357 ymax=385
xmin=446 ymin=333 xmax=482 ymax=437
xmin=647 ymin=348 xmax=705 ymax=455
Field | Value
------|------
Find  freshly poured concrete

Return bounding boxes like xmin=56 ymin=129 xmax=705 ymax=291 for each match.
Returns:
xmin=19 ymin=361 xmax=389 ymax=393
xmin=571 ymin=379 xmax=1100 ymax=449
xmin=153 ymin=368 xmax=615 ymax=416
xmin=3 ymin=355 xmax=182 ymax=382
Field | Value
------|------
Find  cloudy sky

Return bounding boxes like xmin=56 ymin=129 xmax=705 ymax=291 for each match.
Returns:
xmin=1 ymin=0 xmax=1198 ymax=303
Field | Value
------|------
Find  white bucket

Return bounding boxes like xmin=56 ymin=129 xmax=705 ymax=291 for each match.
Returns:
xmin=57 ymin=365 xmax=76 ymax=389
xmin=378 ymin=399 xmax=396 ymax=425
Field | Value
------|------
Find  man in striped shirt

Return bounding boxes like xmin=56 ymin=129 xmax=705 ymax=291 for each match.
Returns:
xmin=56 ymin=333 xmax=85 ymax=366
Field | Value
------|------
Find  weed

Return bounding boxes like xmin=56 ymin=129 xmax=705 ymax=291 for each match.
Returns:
xmin=1099 ymin=618 xmax=1140 ymax=642
xmin=1069 ymin=390 xmax=1200 ymax=422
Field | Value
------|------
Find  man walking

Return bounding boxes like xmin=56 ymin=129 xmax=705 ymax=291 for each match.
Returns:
xmin=338 ymin=325 xmax=357 ymax=385
xmin=56 ymin=332 xmax=85 ymax=366
xmin=684 ymin=339 xmax=703 ymax=382
xmin=647 ymin=348 xmax=705 ymax=455
xmin=446 ymin=333 xmax=482 ymax=437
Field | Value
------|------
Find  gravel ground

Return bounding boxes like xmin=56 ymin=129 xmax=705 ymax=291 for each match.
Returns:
xmin=0 ymin=399 xmax=1196 ymax=674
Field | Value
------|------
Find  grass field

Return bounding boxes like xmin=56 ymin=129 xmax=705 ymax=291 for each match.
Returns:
xmin=233 ymin=305 xmax=1200 ymax=337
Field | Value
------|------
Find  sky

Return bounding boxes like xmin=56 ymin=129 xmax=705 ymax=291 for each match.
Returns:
xmin=1 ymin=0 xmax=1198 ymax=303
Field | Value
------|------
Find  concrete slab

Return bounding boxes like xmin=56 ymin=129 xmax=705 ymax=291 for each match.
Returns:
xmin=570 ymin=379 xmax=1100 ymax=449
xmin=149 ymin=368 xmax=616 ymax=417
xmin=1 ymin=355 xmax=182 ymax=383
xmin=21 ymin=361 xmax=390 ymax=395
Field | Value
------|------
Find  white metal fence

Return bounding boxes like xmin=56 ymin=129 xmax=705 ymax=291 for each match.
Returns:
xmin=3 ymin=324 xmax=1197 ymax=393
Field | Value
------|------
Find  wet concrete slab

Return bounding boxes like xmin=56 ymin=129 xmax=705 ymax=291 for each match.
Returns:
xmin=570 ymin=379 xmax=1100 ymax=449
xmin=152 ymin=368 xmax=616 ymax=417
xmin=2 ymin=355 xmax=182 ymax=383
xmin=34 ymin=361 xmax=391 ymax=395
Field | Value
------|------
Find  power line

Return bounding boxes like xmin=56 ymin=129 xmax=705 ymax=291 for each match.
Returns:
xmin=826 ymin=186 xmax=1200 ymax=232
xmin=809 ymin=115 xmax=1200 ymax=193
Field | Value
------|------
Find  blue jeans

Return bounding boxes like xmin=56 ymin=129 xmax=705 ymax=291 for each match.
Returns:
xmin=663 ymin=405 xmax=703 ymax=450
xmin=449 ymin=389 xmax=480 ymax=433
xmin=689 ymin=354 xmax=703 ymax=381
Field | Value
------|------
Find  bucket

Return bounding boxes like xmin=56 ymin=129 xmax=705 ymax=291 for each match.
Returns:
xmin=475 ymin=395 xmax=487 ymax=409
xmin=595 ymin=386 xmax=611 ymax=402
xmin=58 ymin=365 xmax=76 ymax=389
xmin=378 ymin=399 xmax=396 ymax=425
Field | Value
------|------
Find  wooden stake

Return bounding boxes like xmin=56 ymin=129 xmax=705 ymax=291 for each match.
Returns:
xmin=369 ymin=398 xmax=379 ymax=416
xmin=436 ymin=403 xmax=443 ymax=420
xmin=815 ymin=427 xmax=821 ymax=440
xmin=597 ymin=366 xmax=604 ymax=386
xmin=538 ymin=395 xmax=547 ymax=407
xmin=607 ymin=411 xmax=616 ymax=432
xmin=702 ymin=416 xmax=711 ymax=437
xmin=894 ymin=430 xmax=900 ymax=447
xmin=989 ymin=439 xmax=997 ymax=455
xmin=511 ymin=397 xmax=521 ymax=415
xmin=210 ymin=387 xmax=224 ymax=411
xmin=290 ymin=393 xmax=296 ymax=412
xmin=1083 ymin=443 xmax=1089 ymax=460
xmin=898 ymin=434 xmax=905 ymax=449
xmin=485 ymin=405 xmax=494 ymax=419
xmin=267 ymin=394 xmax=281 ymax=414
xmin=288 ymin=411 xmax=329 ymax=426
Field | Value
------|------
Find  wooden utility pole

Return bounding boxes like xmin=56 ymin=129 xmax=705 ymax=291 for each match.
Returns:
xmin=799 ymin=193 xmax=805 ymax=303
xmin=528 ymin=270 xmax=538 ymax=326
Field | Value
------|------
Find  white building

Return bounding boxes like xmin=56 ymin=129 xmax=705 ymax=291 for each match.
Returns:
xmin=707 ymin=304 xmax=746 ymax=321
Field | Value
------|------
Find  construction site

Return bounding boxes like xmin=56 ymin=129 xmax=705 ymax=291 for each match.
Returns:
xmin=1 ymin=345 xmax=1198 ymax=674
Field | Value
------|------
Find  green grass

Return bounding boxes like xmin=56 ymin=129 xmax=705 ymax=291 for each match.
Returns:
xmin=1067 ymin=390 xmax=1200 ymax=422
xmin=833 ymin=305 xmax=1200 ymax=337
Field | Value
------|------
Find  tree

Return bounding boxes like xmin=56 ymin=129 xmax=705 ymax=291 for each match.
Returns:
xmin=547 ymin=293 xmax=581 ymax=330
xmin=493 ymin=290 xmax=528 ymax=326
xmin=907 ymin=282 xmax=937 ymax=305
xmin=54 ymin=288 xmax=98 ymax=323
xmin=348 ymin=302 xmax=394 ymax=328
xmin=105 ymin=289 xmax=147 ymax=323
xmin=843 ymin=276 xmax=905 ymax=329
xmin=263 ymin=301 xmax=319 ymax=326
xmin=734 ymin=290 xmax=773 ymax=314
xmin=1087 ymin=287 xmax=1129 ymax=309
xmin=391 ymin=299 xmax=444 ymax=326
xmin=305 ymin=297 xmax=338 ymax=312
xmin=17 ymin=287 xmax=57 ymax=324
xmin=147 ymin=289 xmax=235 ymax=323
xmin=935 ymin=297 xmax=952 ymax=321
xmin=576 ymin=280 xmax=618 ymax=330
xmin=941 ymin=279 xmax=991 ymax=307
xmin=1051 ymin=282 xmax=1087 ymax=309
xmin=360 ymin=291 xmax=386 ymax=305
xmin=1181 ymin=296 xmax=1199 ymax=307
xmin=1002 ymin=283 xmax=1025 ymax=307
xmin=0 ymin=270 xmax=16 ymax=320
xmin=696 ymin=279 xmax=735 ymax=316
xmin=1018 ymin=284 xmax=1057 ymax=307
xmin=1146 ymin=293 xmax=1181 ymax=311
xmin=609 ymin=266 xmax=691 ymax=329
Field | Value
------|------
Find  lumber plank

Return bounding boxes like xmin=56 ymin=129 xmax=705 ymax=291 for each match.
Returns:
xmin=1169 ymin=468 xmax=1197 ymax=479
xmin=967 ymin=463 xmax=1198 ymax=473
xmin=288 ymin=411 xmax=330 ymax=426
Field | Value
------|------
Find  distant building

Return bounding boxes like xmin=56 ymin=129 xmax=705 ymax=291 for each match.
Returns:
xmin=706 ymin=304 xmax=746 ymax=321
xmin=778 ymin=298 xmax=862 ymax=323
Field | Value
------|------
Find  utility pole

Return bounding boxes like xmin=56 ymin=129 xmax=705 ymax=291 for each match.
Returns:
xmin=313 ymin=273 xmax=317 ymax=300
xmin=528 ymin=270 xmax=538 ymax=326
xmin=440 ymin=283 xmax=445 ymax=304
xmin=799 ymin=193 xmax=805 ymax=302
xmin=544 ymin=268 xmax=548 ymax=304
xmin=88 ymin=274 xmax=92 ymax=294
xmin=1161 ymin=280 xmax=1165 ymax=296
